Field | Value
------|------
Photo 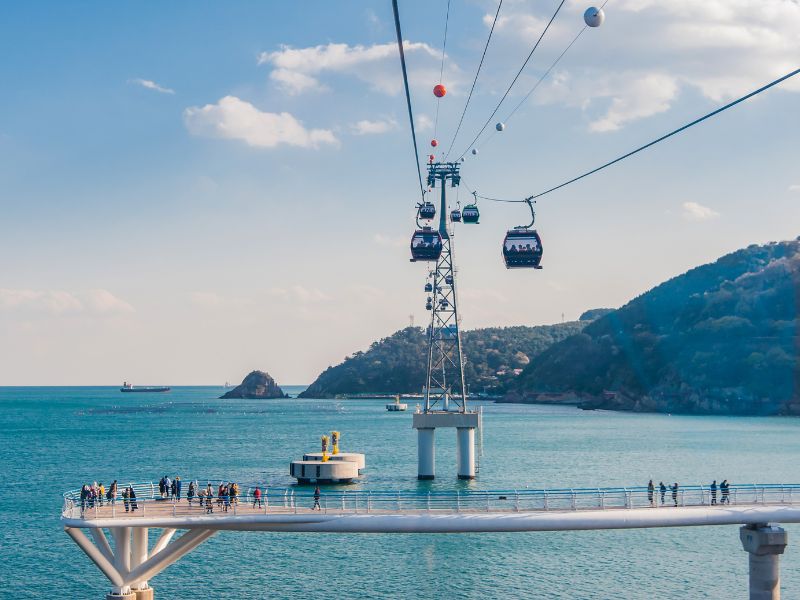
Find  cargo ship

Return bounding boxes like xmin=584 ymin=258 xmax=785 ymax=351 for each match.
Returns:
xmin=120 ymin=382 xmax=171 ymax=393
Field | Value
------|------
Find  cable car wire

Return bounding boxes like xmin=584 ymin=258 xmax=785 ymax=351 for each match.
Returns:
xmin=475 ymin=0 xmax=610 ymax=154
xmin=391 ymin=0 xmax=426 ymax=201
xmin=443 ymin=0 xmax=504 ymax=161
xmin=433 ymin=0 xmax=453 ymax=142
xmin=467 ymin=66 xmax=800 ymax=204
xmin=455 ymin=0 xmax=567 ymax=160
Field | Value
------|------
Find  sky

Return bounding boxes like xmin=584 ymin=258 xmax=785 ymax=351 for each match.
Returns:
xmin=0 ymin=0 xmax=799 ymax=386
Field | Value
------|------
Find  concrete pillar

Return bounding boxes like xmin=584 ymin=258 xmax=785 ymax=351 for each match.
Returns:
xmin=740 ymin=524 xmax=788 ymax=600
xmin=131 ymin=527 xmax=151 ymax=598
xmin=133 ymin=589 xmax=154 ymax=600
xmin=456 ymin=427 xmax=475 ymax=479
xmin=417 ymin=428 xmax=435 ymax=480
xmin=106 ymin=594 xmax=135 ymax=600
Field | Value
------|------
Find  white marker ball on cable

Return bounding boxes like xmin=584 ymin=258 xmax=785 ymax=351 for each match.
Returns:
xmin=495 ymin=122 xmax=505 ymax=132
xmin=584 ymin=7 xmax=604 ymax=27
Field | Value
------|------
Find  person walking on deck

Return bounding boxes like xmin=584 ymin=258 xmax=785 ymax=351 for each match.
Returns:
xmin=710 ymin=480 xmax=717 ymax=505
xmin=253 ymin=486 xmax=262 ymax=508
xmin=313 ymin=486 xmax=321 ymax=511
xmin=222 ymin=486 xmax=230 ymax=512
xmin=175 ymin=477 xmax=182 ymax=501
xmin=110 ymin=480 xmax=118 ymax=505
xmin=158 ymin=477 xmax=166 ymax=498
xmin=659 ymin=482 xmax=666 ymax=505
xmin=721 ymin=480 xmax=730 ymax=504
xmin=98 ymin=482 xmax=105 ymax=506
xmin=205 ymin=489 xmax=214 ymax=513
xmin=647 ymin=480 xmax=654 ymax=507
xmin=671 ymin=483 xmax=679 ymax=507
xmin=130 ymin=486 xmax=138 ymax=511
xmin=122 ymin=487 xmax=130 ymax=512
xmin=187 ymin=481 xmax=195 ymax=506
xmin=165 ymin=476 xmax=173 ymax=499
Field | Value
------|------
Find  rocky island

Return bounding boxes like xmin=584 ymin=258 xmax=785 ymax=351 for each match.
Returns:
xmin=220 ymin=370 xmax=286 ymax=399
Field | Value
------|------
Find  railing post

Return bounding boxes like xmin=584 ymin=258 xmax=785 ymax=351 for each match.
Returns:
xmin=342 ymin=492 xmax=346 ymax=512
xmin=544 ymin=490 xmax=548 ymax=511
xmin=427 ymin=491 xmax=431 ymax=513
xmin=599 ymin=489 xmax=605 ymax=510
xmin=487 ymin=494 xmax=490 ymax=512
xmin=515 ymin=490 xmax=520 ymax=512
xmin=681 ymin=489 xmax=685 ymax=507
xmin=397 ymin=491 xmax=401 ymax=511
xmin=173 ymin=503 xmax=176 ymax=517
xmin=623 ymin=487 xmax=630 ymax=509
xmin=734 ymin=487 xmax=738 ymax=505
xmin=571 ymin=489 xmax=576 ymax=511
xmin=293 ymin=491 xmax=297 ymax=514
xmin=367 ymin=492 xmax=371 ymax=513
xmin=457 ymin=491 xmax=461 ymax=512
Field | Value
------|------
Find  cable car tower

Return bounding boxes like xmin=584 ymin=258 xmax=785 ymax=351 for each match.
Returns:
xmin=423 ymin=161 xmax=467 ymax=413
xmin=412 ymin=160 xmax=479 ymax=480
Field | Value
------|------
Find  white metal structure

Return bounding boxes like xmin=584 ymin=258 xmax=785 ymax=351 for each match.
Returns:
xmin=64 ymin=483 xmax=800 ymax=599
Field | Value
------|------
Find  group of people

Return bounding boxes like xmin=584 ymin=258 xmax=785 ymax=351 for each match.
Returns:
xmin=158 ymin=475 xmax=182 ymax=500
xmin=78 ymin=480 xmax=140 ymax=513
xmin=186 ymin=481 xmax=246 ymax=513
xmin=646 ymin=479 xmax=732 ymax=507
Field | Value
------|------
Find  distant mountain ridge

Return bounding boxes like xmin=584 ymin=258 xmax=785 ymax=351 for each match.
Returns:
xmin=299 ymin=322 xmax=586 ymax=398
xmin=507 ymin=238 xmax=800 ymax=416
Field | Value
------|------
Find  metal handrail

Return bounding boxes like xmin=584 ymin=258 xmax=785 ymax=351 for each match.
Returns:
xmin=62 ymin=482 xmax=800 ymax=520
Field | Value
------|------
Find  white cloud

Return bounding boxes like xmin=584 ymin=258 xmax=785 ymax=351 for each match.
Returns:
xmin=269 ymin=285 xmax=331 ymax=304
xmin=351 ymin=118 xmax=397 ymax=135
xmin=258 ymin=42 xmax=459 ymax=96
xmin=415 ymin=114 xmax=434 ymax=132
xmin=183 ymin=96 xmax=338 ymax=149
xmin=681 ymin=201 xmax=720 ymax=222
xmin=498 ymin=0 xmax=800 ymax=130
xmin=130 ymin=78 xmax=175 ymax=94
xmin=789 ymin=184 xmax=800 ymax=193
xmin=372 ymin=233 xmax=407 ymax=248
xmin=0 ymin=289 xmax=133 ymax=315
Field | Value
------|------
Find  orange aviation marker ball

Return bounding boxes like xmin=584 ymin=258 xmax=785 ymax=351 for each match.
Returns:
xmin=430 ymin=139 xmax=438 ymax=147
xmin=433 ymin=84 xmax=446 ymax=98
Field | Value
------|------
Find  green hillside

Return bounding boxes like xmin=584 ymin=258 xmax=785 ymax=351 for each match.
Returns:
xmin=509 ymin=238 xmax=800 ymax=415
xmin=299 ymin=322 xmax=585 ymax=398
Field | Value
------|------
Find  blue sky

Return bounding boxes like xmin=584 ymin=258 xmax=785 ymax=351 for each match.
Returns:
xmin=1 ymin=0 xmax=799 ymax=385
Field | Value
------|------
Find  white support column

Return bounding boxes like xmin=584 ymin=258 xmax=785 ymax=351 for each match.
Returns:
xmin=123 ymin=529 xmax=216 ymax=589
xmin=130 ymin=528 xmax=153 ymax=599
xmin=417 ymin=428 xmax=435 ymax=480
xmin=456 ymin=427 xmax=475 ymax=480
xmin=65 ymin=527 xmax=125 ymax=589
xmin=90 ymin=529 xmax=115 ymax=565
xmin=150 ymin=528 xmax=176 ymax=557
xmin=740 ymin=524 xmax=788 ymax=600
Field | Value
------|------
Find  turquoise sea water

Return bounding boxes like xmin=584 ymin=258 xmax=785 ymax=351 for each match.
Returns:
xmin=1 ymin=386 xmax=800 ymax=599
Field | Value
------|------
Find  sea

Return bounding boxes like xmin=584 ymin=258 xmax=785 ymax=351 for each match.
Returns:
xmin=1 ymin=385 xmax=799 ymax=599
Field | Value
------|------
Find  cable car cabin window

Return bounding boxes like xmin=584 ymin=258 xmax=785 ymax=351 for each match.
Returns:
xmin=410 ymin=229 xmax=443 ymax=262
xmin=503 ymin=230 xmax=543 ymax=269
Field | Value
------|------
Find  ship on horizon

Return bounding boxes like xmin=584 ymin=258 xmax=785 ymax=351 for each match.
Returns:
xmin=120 ymin=381 xmax=171 ymax=393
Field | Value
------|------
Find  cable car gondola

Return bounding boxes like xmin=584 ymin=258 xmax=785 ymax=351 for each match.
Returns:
xmin=424 ymin=282 xmax=433 ymax=292
xmin=502 ymin=199 xmax=543 ymax=269
xmin=418 ymin=201 xmax=436 ymax=220
xmin=445 ymin=274 xmax=453 ymax=285
xmin=410 ymin=226 xmax=443 ymax=262
xmin=462 ymin=204 xmax=480 ymax=224
xmin=451 ymin=207 xmax=462 ymax=222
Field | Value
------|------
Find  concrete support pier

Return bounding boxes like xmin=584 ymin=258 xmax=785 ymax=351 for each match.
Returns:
xmin=417 ymin=428 xmax=435 ymax=480
xmin=740 ymin=524 xmax=788 ymax=600
xmin=413 ymin=411 xmax=479 ymax=480
xmin=456 ymin=427 xmax=475 ymax=479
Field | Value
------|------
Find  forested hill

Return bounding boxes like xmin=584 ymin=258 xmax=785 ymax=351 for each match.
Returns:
xmin=508 ymin=238 xmax=800 ymax=416
xmin=299 ymin=322 xmax=586 ymax=398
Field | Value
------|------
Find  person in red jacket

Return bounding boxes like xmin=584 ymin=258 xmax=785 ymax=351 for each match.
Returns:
xmin=253 ymin=486 xmax=263 ymax=508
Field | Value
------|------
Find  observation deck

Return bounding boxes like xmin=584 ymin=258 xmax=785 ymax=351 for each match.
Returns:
xmin=62 ymin=483 xmax=800 ymax=600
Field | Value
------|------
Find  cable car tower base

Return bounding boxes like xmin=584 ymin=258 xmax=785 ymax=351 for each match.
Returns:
xmin=413 ymin=161 xmax=479 ymax=480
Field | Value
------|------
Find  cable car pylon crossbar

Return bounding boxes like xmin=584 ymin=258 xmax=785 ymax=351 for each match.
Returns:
xmin=423 ymin=161 xmax=467 ymax=414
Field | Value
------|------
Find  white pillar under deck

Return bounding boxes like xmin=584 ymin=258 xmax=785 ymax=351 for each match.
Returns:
xmin=131 ymin=528 xmax=153 ymax=599
xmin=740 ymin=525 xmax=788 ymax=600
xmin=417 ymin=428 xmax=435 ymax=480
xmin=456 ymin=427 xmax=475 ymax=480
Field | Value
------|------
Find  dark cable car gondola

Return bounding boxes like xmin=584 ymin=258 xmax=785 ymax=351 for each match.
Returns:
xmin=424 ymin=282 xmax=433 ymax=293
xmin=410 ymin=226 xmax=443 ymax=262
xmin=426 ymin=297 xmax=433 ymax=310
xmin=418 ymin=201 xmax=436 ymax=220
xmin=502 ymin=198 xmax=543 ymax=269
xmin=450 ymin=205 xmax=462 ymax=222
xmin=462 ymin=204 xmax=479 ymax=224
xmin=445 ymin=274 xmax=453 ymax=285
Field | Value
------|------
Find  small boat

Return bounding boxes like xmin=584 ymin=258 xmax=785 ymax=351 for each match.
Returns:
xmin=386 ymin=395 xmax=408 ymax=412
xmin=120 ymin=382 xmax=171 ymax=393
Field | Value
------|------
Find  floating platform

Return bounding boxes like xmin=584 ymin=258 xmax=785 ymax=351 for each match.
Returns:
xmin=290 ymin=459 xmax=360 ymax=484
xmin=302 ymin=452 xmax=366 ymax=472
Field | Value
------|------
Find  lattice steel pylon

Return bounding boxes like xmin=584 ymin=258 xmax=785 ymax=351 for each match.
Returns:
xmin=424 ymin=161 xmax=467 ymax=413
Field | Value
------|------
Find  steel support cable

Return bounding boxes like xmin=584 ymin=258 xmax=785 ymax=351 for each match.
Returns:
xmin=455 ymin=0 xmax=567 ymax=160
xmin=433 ymin=0 xmax=452 ymax=142
xmin=443 ymin=0 xmax=504 ymax=161
xmin=465 ymin=66 xmax=800 ymax=204
xmin=392 ymin=0 xmax=426 ymax=201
